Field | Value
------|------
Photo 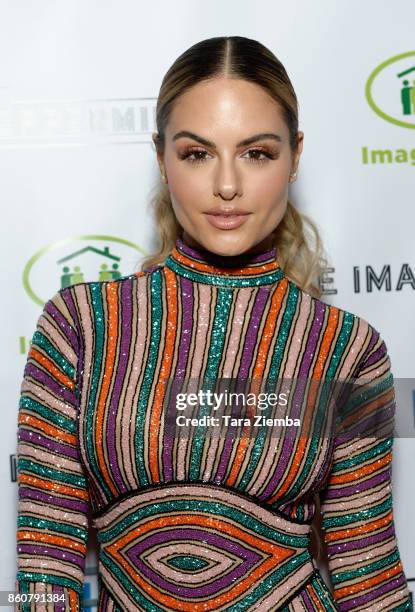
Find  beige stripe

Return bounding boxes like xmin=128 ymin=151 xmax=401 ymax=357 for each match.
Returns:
xmin=122 ymin=275 xmax=148 ymax=488
xmin=252 ymin=562 xmax=314 ymax=609
xmin=285 ymin=292 xmax=312 ymax=377
xmin=357 ymin=585 xmax=412 ymax=611
xmin=329 ymin=539 xmax=399 ymax=571
xmin=203 ymin=289 xmax=252 ymax=481
xmin=20 ymin=379 xmax=77 ymax=419
xmin=93 ymin=483 xmax=311 ymax=535
xmin=323 ymin=482 xmax=389 ymax=513
xmin=74 ymin=283 xmax=100 ymax=477
xmin=17 ymin=557 xmax=83 ymax=583
xmin=38 ymin=316 xmax=77 ymax=368
xmin=145 ymin=542 xmax=234 ymax=584
xmin=17 ymin=443 xmax=83 ymax=474
xmin=338 ymin=318 xmax=370 ymax=380
xmin=18 ymin=499 xmax=88 ymax=527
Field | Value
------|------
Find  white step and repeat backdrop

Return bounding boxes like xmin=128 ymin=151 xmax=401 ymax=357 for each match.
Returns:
xmin=1 ymin=1 xmax=414 ymax=608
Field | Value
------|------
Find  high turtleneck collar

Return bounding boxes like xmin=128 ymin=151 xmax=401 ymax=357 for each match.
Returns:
xmin=164 ymin=237 xmax=284 ymax=288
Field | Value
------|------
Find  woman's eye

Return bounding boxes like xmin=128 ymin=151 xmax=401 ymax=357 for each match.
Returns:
xmin=244 ymin=148 xmax=275 ymax=164
xmin=179 ymin=149 xmax=209 ymax=164
xmin=179 ymin=147 xmax=277 ymax=165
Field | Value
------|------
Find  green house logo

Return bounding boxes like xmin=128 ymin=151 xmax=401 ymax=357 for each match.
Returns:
xmin=365 ymin=51 xmax=415 ymax=129
xmin=23 ymin=235 xmax=146 ymax=306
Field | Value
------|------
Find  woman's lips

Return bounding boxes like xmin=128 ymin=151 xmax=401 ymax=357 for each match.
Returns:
xmin=204 ymin=213 xmax=250 ymax=230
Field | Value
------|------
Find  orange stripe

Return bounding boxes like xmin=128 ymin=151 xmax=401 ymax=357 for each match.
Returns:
xmin=226 ymin=280 xmax=288 ymax=487
xmin=172 ymin=248 xmax=280 ymax=278
xmin=335 ymin=561 xmax=403 ymax=599
xmin=107 ymin=513 xmax=295 ymax=611
xmin=307 ymin=582 xmax=325 ymax=610
xmin=327 ymin=451 xmax=391 ymax=485
xmin=68 ymin=589 xmax=78 ymax=609
xmin=18 ymin=413 xmax=76 ymax=446
xmin=17 ymin=530 xmax=86 ymax=554
xmin=342 ymin=387 xmax=394 ymax=428
xmin=95 ymin=283 xmax=119 ymax=497
xmin=324 ymin=511 xmax=393 ymax=542
xmin=17 ymin=473 xmax=89 ymax=500
xmin=150 ymin=268 xmax=177 ymax=482
xmin=268 ymin=307 xmax=340 ymax=504
xmin=29 ymin=347 xmax=75 ymax=390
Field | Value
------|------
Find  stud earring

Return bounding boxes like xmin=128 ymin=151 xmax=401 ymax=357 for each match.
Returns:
xmin=289 ymin=171 xmax=298 ymax=183
xmin=161 ymin=173 xmax=168 ymax=183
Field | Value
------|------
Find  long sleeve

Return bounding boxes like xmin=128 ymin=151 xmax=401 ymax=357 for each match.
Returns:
xmin=15 ymin=289 xmax=90 ymax=612
xmin=319 ymin=328 xmax=413 ymax=610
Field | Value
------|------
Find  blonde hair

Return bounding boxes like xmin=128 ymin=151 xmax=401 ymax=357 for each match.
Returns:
xmin=140 ymin=36 xmax=329 ymax=299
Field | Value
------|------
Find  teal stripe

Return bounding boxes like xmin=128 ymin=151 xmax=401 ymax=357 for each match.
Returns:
xmin=327 ymin=312 xmax=355 ymax=379
xmin=311 ymin=572 xmax=337 ymax=608
xmin=98 ymin=497 xmax=309 ymax=548
xmin=238 ymin=283 xmax=298 ymax=491
xmin=322 ymin=497 xmax=392 ymax=528
xmin=331 ymin=437 xmax=392 ymax=473
xmin=17 ymin=516 xmax=88 ymax=541
xmin=342 ymin=371 xmax=394 ymax=418
xmin=31 ymin=330 xmax=76 ymax=380
xmin=17 ymin=458 xmax=88 ymax=488
xmin=278 ymin=378 xmax=332 ymax=504
xmin=135 ymin=270 xmax=162 ymax=486
xmin=189 ymin=288 xmax=233 ymax=479
xmin=16 ymin=573 xmax=82 ymax=595
xmin=17 ymin=579 xmax=29 ymax=612
xmin=100 ymin=547 xmax=311 ymax=612
xmin=269 ymin=282 xmax=299 ymax=380
xmin=270 ymin=285 xmax=330 ymax=503
xmin=331 ymin=549 xmax=401 ymax=584
xmin=390 ymin=602 xmax=413 ymax=611
xmin=19 ymin=396 xmax=76 ymax=433
xmin=164 ymin=256 xmax=285 ymax=288
xmin=86 ymin=283 xmax=111 ymax=498
xmin=277 ymin=311 xmax=356 ymax=503
xmin=99 ymin=550 xmax=165 ymax=611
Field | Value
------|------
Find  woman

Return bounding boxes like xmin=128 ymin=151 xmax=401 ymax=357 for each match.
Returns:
xmin=15 ymin=36 xmax=412 ymax=611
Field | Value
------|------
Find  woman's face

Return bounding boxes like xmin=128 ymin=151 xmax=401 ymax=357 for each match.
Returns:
xmin=153 ymin=76 xmax=304 ymax=256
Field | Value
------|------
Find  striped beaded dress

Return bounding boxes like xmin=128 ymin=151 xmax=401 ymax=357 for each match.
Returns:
xmin=15 ymin=236 xmax=412 ymax=611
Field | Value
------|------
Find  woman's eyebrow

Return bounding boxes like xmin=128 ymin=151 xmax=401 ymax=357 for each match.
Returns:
xmin=172 ymin=130 xmax=283 ymax=147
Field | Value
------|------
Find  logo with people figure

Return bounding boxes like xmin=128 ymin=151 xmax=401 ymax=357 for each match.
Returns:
xmin=58 ymin=245 xmax=124 ymax=288
xmin=23 ymin=235 xmax=146 ymax=306
xmin=366 ymin=51 xmax=415 ymax=128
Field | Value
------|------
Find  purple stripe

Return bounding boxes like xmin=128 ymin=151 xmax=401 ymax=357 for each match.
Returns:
xmin=163 ymin=276 xmax=193 ymax=480
xmin=339 ymin=573 xmax=407 ymax=610
xmin=60 ymin=288 xmax=81 ymax=354
xmin=18 ymin=428 xmax=80 ymax=460
xmin=53 ymin=584 xmax=65 ymax=612
xmin=24 ymin=363 xmax=77 ymax=405
xmin=327 ymin=524 xmax=396 ymax=555
xmin=358 ymin=328 xmax=380 ymax=371
xmin=364 ymin=341 xmax=386 ymax=369
xmin=18 ymin=487 xmax=89 ymax=514
xmin=45 ymin=298 xmax=78 ymax=355
xmin=215 ymin=287 xmax=270 ymax=480
xmin=346 ymin=406 xmax=394 ymax=438
xmin=18 ymin=543 xmax=84 ymax=568
xmin=323 ymin=469 xmax=390 ymax=499
xmin=128 ymin=527 xmax=261 ymax=597
xmin=302 ymin=587 xmax=316 ymax=611
xmin=107 ymin=279 xmax=133 ymax=493
xmin=262 ymin=299 xmax=326 ymax=499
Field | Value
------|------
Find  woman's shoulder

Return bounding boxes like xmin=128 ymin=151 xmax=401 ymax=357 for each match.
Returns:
xmin=293 ymin=281 xmax=389 ymax=375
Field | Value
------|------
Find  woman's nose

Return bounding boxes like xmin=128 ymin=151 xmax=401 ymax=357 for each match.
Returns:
xmin=213 ymin=160 xmax=241 ymax=199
